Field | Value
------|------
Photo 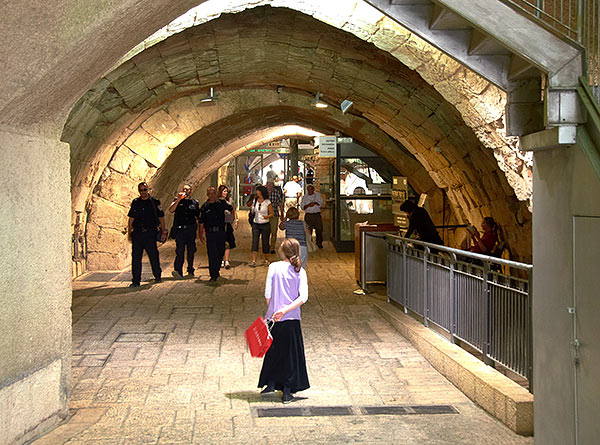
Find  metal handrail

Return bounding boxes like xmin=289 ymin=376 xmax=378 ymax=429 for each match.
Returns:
xmin=385 ymin=234 xmax=533 ymax=390
xmin=385 ymin=234 xmax=533 ymax=270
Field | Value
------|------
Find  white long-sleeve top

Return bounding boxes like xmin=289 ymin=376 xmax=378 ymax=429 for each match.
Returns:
xmin=264 ymin=261 xmax=308 ymax=321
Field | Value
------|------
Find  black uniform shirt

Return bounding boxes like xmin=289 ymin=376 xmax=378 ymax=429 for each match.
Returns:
xmin=128 ymin=197 xmax=164 ymax=230
xmin=405 ymin=207 xmax=443 ymax=245
xmin=198 ymin=199 xmax=233 ymax=230
xmin=172 ymin=198 xmax=200 ymax=227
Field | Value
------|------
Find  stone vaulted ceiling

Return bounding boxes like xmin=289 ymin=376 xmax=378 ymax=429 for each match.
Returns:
xmin=64 ymin=6 xmax=532 ymax=262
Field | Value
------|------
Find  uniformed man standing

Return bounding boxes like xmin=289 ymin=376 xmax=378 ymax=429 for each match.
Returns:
xmin=127 ymin=182 xmax=167 ymax=287
xmin=168 ymin=184 xmax=200 ymax=279
xmin=198 ymin=186 xmax=233 ymax=282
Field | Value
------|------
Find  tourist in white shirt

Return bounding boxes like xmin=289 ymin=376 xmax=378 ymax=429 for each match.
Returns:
xmin=301 ymin=184 xmax=324 ymax=249
xmin=250 ymin=185 xmax=273 ymax=267
xmin=283 ymin=175 xmax=303 ymax=212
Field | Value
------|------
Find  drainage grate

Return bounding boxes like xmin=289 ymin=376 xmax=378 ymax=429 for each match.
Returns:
xmin=253 ymin=405 xmax=458 ymax=418
xmin=115 ymin=333 xmax=166 ymax=342
xmin=360 ymin=405 xmax=458 ymax=416
xmin=255 ymin=406 xmax=353 ymax=418
xmin=171 ymin=306 xmax=213 ymax=315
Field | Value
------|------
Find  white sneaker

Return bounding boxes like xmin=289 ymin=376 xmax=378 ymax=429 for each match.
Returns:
xmin=221 ymin=261 xmax=225 ymax=267
xmin=225 ymin=261 xmax=231 ymax=269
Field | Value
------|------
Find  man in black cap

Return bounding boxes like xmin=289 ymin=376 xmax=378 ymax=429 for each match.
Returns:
xmin=168 ymin=184 xmax=200 ymax=279
xmin=127 ymin=182 xmax=167 ymax=287
xmin=198 ymin=186 xmax=233 ymax=282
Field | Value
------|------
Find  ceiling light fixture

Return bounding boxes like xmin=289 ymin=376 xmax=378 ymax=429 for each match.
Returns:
xmin=340 ymin=99 xmax=353 ymax=114
xmin=200 ymin=87 xmax=217 ymax=103
xmin=312 ymin=92 xmax=328 ymax=109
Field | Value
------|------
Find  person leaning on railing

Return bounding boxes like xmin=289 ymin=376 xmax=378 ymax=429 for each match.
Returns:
xmin=399 ymin=199 xmax=444 ymax=246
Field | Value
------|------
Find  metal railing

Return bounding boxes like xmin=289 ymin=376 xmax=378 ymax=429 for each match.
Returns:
xmin=385 ymin=234 xmax=533 ymax=390
xmin=501 ymin=0 xmax=599 ymax=100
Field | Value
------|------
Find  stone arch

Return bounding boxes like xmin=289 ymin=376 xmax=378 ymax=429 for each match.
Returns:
xmin=65 ymin=6 xmax=531 ymax=268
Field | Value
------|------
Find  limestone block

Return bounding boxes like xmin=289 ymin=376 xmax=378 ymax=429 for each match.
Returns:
xmin=141 ymin=110 xmax=179 ymax=146
xmin=88 ymin=196 xmax=129 ymax=230
xmin=109 ymin=146 xmax=134 ymax=174
xmin=86 ymin=222 xmax=127 ymax=253
xmin=66 ymin=99 xmax=106 ymax=136
xmin=134 ymin=46 xmax=171 ymax=90
xmin=128 ymin=154 xmax=152 ymax=182
xmin=370 ymin=19 xmax=411 ymax=53
xmin=123 ymin=127 xmax=170 ymax=168
xmin=111 ymin=69 xmax=153 ymax=110
xmin=97 ymin=170 xmax=138 ymax=208
xmin=86 ymin=250 xmax=129 ymax=271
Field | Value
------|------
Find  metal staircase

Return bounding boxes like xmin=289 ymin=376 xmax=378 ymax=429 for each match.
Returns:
xmin=364 ymin=0 xmax=584 ymax=138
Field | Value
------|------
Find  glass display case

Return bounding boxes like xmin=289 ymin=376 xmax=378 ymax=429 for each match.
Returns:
xmin=330 ymin=143 xmax=415 ymax=252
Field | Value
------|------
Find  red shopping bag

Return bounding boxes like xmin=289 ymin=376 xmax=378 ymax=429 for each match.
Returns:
xmin=244 ymin=317 xmax=273 ymax=358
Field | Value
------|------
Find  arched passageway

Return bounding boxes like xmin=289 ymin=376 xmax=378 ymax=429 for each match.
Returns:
xmin=66 ymin=6 xmax=532 ymax=274
xmin=6 ymin=1 xmax=594 ymax=443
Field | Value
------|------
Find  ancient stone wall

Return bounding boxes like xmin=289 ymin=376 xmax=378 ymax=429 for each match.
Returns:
xmin=63 ymin=7 xmax=533 ymax=270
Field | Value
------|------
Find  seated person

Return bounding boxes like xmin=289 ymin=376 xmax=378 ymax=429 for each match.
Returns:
xmin=400 ymin=200 xmax=443 ymax=246
xmin=461 ymin=217 xmax=498 ymax=255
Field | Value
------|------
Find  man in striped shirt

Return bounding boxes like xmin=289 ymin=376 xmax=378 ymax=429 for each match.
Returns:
xmin=266 ymin=180 xmax=284 ymax=253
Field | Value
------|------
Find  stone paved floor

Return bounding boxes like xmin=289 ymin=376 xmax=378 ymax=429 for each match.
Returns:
xmin=35 ymin=223 xmax=533 ymax=444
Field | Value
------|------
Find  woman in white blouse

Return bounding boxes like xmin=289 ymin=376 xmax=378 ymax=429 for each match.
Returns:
xmin=250 ymin=185 xmax=273 ymax=266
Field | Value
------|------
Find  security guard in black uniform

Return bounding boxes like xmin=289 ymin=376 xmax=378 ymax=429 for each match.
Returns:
xmin=168 ymin=184 xmax=200 ymax=279
xmin=198 ymin=186 xmax=233 ymax=282
xmin=127 ymin=182 xmax=167 ymax=287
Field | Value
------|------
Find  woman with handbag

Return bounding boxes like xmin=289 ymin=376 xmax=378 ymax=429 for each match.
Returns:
xmin=249 ymin=185 xmax=273 ymax=267
xmin=278 ymin=207 xmax=309 ymax=268
xmin=258 ymin=237 xmax=310 ymax=404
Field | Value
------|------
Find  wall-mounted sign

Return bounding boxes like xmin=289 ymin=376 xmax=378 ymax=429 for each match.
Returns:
xmin=245 ymin=147 xmax=291 ymax=154
xmin=318 ymin=136 xmax=337 ymax=158
xmin=337 ymin=137 xmax=353 ymax=144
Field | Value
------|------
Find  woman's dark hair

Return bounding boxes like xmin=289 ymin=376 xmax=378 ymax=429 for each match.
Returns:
xmin=483 ymin=216 xmax=503 ymax=241
xmin=399 ymin=200 xmax=417 ymax=213
xmin=279 ymin=238 xmax=302 ymax=272
xmin=218 ymin=184 xmax=230 ymax=201
xmin=256 ymin=185 xmax=269 ymax=200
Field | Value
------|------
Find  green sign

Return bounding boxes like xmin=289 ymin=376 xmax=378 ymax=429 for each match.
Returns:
xmin=245 ymin=147 xmax=291 ymax=154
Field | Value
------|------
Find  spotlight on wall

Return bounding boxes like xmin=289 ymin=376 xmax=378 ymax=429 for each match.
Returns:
xmin=276 ymin=86 xmax=283 ymax=94
xmin=312 ymin=92 xmax=328 ymax=108
xmin=340 ymin=99 xmax=353 ymax=114
xmin=200 ymin=87 xmax=218 ymax=103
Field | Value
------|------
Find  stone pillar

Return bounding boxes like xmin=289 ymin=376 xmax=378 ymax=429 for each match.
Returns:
xmin=531 ymin=137 xmax=600 ymax=444
xmin=289 ymin=139 xmax=299 ymax=178
xmin=0 ymin=126 xmax=72 ymax=444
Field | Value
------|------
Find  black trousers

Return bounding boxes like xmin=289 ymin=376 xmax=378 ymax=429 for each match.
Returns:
xmin=131 ymin=230 xmax=162 ymax=284
xmin=251 ymin=222 xmax=270 ymax=253
xmin=174 ymin=226 xmax=197 ymax=274
xmin=304 ymin=213 xmax=323 ymax=247
xmin=206 ymin=230 xmax=226 ymax=279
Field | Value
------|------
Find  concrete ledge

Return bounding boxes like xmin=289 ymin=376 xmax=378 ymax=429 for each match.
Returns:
xmin=0 ymin=359 xmax=68 ymax=445
xmin=374 ymin=302 xmax=533 ymax=436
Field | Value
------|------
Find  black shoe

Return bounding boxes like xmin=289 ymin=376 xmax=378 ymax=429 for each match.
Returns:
xmin=209 ymin=276 xmax=218 ymax=282
xmin=129 ymin=282 xmax=140 ymax=288
xmin=282 ymin=390 xmax=293 ymax=404
xmin=186 ymin=271 xmax=195 ymax=278
xmin=260 ymin=385 xmax=275 ymax=394
xmin=317 ymin=244 xmax=323 ymax=249
xmin=270 ymin=250 xmax=276 ymax=254
xmin=154 ymin=277 xmax=162 ymax=283
xmin=172 ymin=270 xmax=183 ymax=279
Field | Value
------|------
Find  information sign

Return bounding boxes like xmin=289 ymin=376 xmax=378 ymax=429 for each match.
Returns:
xmin=318 ymin=136 xmax=337 ymax=158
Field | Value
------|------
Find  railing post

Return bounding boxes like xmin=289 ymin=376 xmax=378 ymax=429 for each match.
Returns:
xmin=528 ymin=266 xmax=534 ymax=392
xmin=483 ymin=262 xmax=494 ymax=366
xmin=402 ymin=241 xmax=408 ymax=313
xmin=424 ymin=246 xmax=430 ymax=327
xmin=449 ymin=252 xmax=457 ymax=344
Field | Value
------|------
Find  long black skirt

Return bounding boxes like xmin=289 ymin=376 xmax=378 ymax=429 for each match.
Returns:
xmin=258 ymin=319 xmax=310 ymax=393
